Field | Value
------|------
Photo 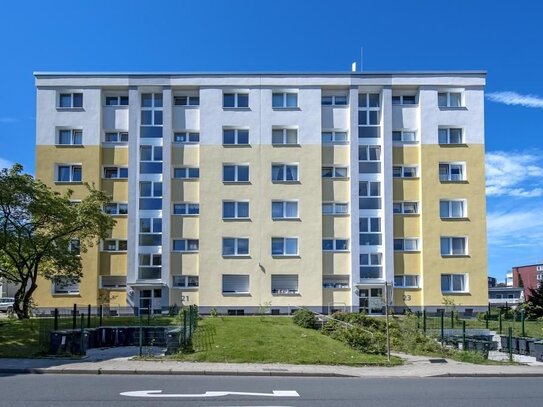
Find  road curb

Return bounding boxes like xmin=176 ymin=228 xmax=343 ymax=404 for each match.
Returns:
xmin=431 ymin=373 xmax=543 ymax=378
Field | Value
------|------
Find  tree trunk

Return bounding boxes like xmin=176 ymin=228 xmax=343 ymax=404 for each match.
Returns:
xmin=12 ymin=275 xmax=38 ymax=319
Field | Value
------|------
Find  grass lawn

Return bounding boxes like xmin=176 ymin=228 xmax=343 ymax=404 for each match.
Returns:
xmin=173 ymin=316 xmax=400 ymax=366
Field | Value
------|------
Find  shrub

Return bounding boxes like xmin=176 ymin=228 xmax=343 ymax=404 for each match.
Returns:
xmin=292 ymin=309 xmax=317 ymax=329
xmin=329 ymin=327 xmax=386 ymax=355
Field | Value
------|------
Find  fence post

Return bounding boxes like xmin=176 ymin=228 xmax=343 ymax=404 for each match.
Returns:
xmin=440 ymin=310 xmax=445 ymax=345
xmin=508 ymin=327 xmax=513 ymax=362
xmin=521 ymin=309 xmax=526 ymax=337
xmin=80 ymin=313 xmax=85 ymax=356
xmin=416 ymin=311 xmax=420 ymax=330
xmin=99 ymin=305 xmax=103 ymax=327
xmin=139 ymin=319 xmax=143 ymax=357
xmin=451 ymin=310 xmax=454 ymax=329
xmin=462 ymin=320 xmax=466 ymax=350
xmin=183 ymin=309 xmax=188 ymax=345
xmin=87 ymin=304 xmax=91 ymax=328
xmin=485 ymin=312 xmax=489 ymax=329
xmin=147 ymin=305 xmax=151 ymax=326
xmin=72 ymin=304 xmax=77 ymax=330
xmin=499 ymin=311 xmax=503 ymax=335
xmin=423 ymin=310 xmax=427 ymax=335
xmin=54 ymin=308 xmax=59 ymax=331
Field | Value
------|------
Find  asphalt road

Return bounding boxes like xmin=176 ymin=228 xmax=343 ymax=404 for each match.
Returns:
xmin=0 ymin=374 xmax=542 ymax=407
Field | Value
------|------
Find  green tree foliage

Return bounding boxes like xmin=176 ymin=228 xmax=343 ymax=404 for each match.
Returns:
xmin=523 ymin=283 xmax=543 ymax=319
xmin=0 ymin=165 xmax=115 ymax=319
xmin=292 ymin=308 xmax=317 ymax=329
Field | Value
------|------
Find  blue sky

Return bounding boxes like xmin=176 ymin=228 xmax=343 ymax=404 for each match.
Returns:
xmin=1 ymin=0 xmax=542 ymax=282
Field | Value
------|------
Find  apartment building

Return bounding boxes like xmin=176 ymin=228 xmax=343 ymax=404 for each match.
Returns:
xmin=511 ymin=263 xmax=543 ymax=299
xmin=34 ymin=71 xmax=488 ymax=315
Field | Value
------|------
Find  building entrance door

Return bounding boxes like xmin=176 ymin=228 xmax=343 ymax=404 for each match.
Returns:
xmin=359 ymin=288 xmax=384 ymax=314
xmin=139 ymin=288 xmax=163 ymax=315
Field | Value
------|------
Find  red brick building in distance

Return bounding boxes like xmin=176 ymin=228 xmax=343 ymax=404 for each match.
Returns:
xmin=512 ymin=263 xmax=543 ymax=299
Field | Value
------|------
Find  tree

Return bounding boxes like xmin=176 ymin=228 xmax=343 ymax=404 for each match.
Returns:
xmin=522 ymin=283 xmax=543 ymax=319
xmin=0 ymin=164 xmax=115 ymax=319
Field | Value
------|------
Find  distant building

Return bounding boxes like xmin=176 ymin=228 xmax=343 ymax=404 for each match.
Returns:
xmin=511 ymin=264 xmax=543 ymax=299
xmin=488 ymin=287 xmax=524 ymax=307
xmin=506 ymin=271 xmax=513 ymax=287
xmin=488 ymin=276 xmax=497 ymax=288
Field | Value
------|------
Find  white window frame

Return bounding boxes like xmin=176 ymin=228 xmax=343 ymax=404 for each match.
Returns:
xmin=321 ymin=95 xmax=348 ymax=106
xmin=271 ymin=237 xmax=299 ymax=257
xmin=101 ymin=239 xmax=128 ymax=252
xmin=173 ymin=202 xmax=200 ymax=216
xmin=174 ymin=95 xmax=200 ymax=106
xmin=105 ymin=95 xmax=129 ymax=106
xmin=392 ymin=165 xmax=418 ymax=178
xmin=223 ymin=200 xmax=250 ymax=220
xmin=438 ymin=127 xmax=464 ymax=145
xmin=104 ymin=131 xmax=129 ymax=144
xmin=103 ymin=202 xmax=128 ymax=216
xmin=139 ymin=217 xmax=162 ymax=234
xmin=359 ymin=253 xmax=383 ymax=279
xmin=222 ymin=274 xmax=250 ymax=294
xmin=172 ymin=275 xmax=199 ymax=288
xmin=172 ymin=239 xmax=199 ymax=252
xmin=222 ymin=237 xmax=250 ymax=257
xmin=394 ymin=275 xmax=420 ymax=288
xmin=322 ymin=202 xmax=349 ymax=216
xmin=439 ymin=162 xmax=466 ymax=182
xmin=438 ymin=91 xmax=463 ymax=108
xmin=392 ymin=130 xmax=418 ymax=143
xmin=223 ymin=128 xmax=250 ymax=145
xmin=139 ymin=181 xmax=162 ymax=197
xmin=322 ymin=166 xmax=349 ymax=179
xmin=392 ymin=95 xmax=417 ymax=105
xmin=271 ymin=274 xmax=300 ymax=295
xmin=440 ymin=236 xmax=468 ymax=256
xmin=173 ymin=167 xmax=200 ymax=180
xmin=57 ymin=129 xmax=83 ymax=146
xmin=359 ymin=181 xmax=381 ymax=197
xmin=272 ymin=127 xmax=298 ymax=145
xmin=103 ymin=166 xmax=128 ymax=179
xmin=100 ymin=276 xmax=127 ymax=289
xmin=56 ymin=164 xmax=82 ymax=183
xmin=393 ymin=201 xmax=419 ymax=215
xmin=394 ymin=238 xmax=420 ymax=252
xmin=441 ymin=273 xmax=468 ymax=293
xmin=52 ymin=277 xmax=80 ymax=295
xmin=321 ymin=130 xmax=349 ymax=144
xmin=140 ymin=93 xmax=163 ymax=127
xmin=223 ymin=164 xmax=250 ymax=183
xmin=173 ymin=131 xmax=200 ymax=144
xmin=271 ymin=163 xmax=299 ymax=182
xmin=358 ymin=145 xmax=381 ymax=161
xmin=440 ymin=200 xmax=467 ymax=219
xmin=223 ymin=92 xmax=249 ymax=108
xmin=58 ymin=92 xmax=83 ymax=109
xmin=272 ymin=92 xmax=298 ymax=108
xmin=322 ymin=239 xmax=349 ymax=252
xmin=272 ymin=200 xmax=299 ymax=219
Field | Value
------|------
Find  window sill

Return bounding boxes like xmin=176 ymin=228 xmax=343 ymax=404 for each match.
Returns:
xmin=172 ymin=286 xmax=199 ymax=290
xmin=272 ymin=217 xmax=301 ymax=221
xmin=393 ymin=142 xmax=419 ymax=146
xmin=172 ymin=178 xmax=200 ymax=182
xmin=322 ymin=104 xmax=349 ymax=108
xmin=102 ymin=143 xmax=129 ymax=147
xmin=394 ymin=286 xmax=421 ymax=290
xmin=323 ymin=250 xmax=350 ymax=253
xmin=440 ymin=180 xmax=468 ymax=184
xmin=271 ymin=292 xmax=301 ymax=296
xmin=223 ymin=107 xmax=251 ymax=111
xmin=223 ymin=218 xmax=251 ymax=222
xmin=441 ymin=217 xmax=469 ymax=221
xmin=394 ymin=250 xmax=421 ymax=253
xmin=222 ymin=255 xmax=251 ymax=258
xmin=272 ymin=107 xmax=300 ymax=111
xmin=322 ymin=142 xmax=350 ymax=146
xmin=441 ymin=254 xmax=470 ymax=258
xmin=56 ymin=107 xmax=84 ymax=111
xmin=103 ymin=178 xmax=128 ymax=181
xmin=55 ymin=181 xmax=83 ymax=185
xmin=438 ymin=106 xmax=468 ymax=111
xmin=322 ymin=213 xmax=350 ymax=217
xmin=222 ymin=292 xmax=251 ymax=296
xmin=392 ymin=104 xmax=419 ymax=107
xmin=322 ymin=177 xmax=350 ymax=181
xmin=223 ymin=144 xmax=252 ymax=148
xmin=172 ymin=251 xmax=199 ymax=254
xmin=272 ymin=255 xmax=301 ymax=259
xmin=439 ymin=143 xmax=468 ymax=147
xmin=323 ymin=286 xmax=350 ymax=290
xmin=393 ymin=213 xmax=420 ymax=217
xmin=393 ymin=177 xmax=420 ymax=180
xmin=223 ymin=181 xmax=251 ymax=185
xmin=101 ymin=250 xmax=127 ymax=253
xmin=271 ymin=180 xmax=300 ymax=184
xmin=271 ymin=143 xmax=301 ymax=147
xmin=173 ymin=214 xmax=199 ymax=217
xmin=55 ymin=144 xmax=84 ymax=148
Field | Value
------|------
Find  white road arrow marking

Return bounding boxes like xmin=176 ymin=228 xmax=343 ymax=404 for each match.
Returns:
xmin=120 ymin=390 xmax=300 ymax=398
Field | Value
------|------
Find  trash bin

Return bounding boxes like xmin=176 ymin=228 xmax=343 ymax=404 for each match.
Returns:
xmin=533 ymin=341 xmax=543 ymax=362
xmin=49 ymin=330 xmax=69 ymax=354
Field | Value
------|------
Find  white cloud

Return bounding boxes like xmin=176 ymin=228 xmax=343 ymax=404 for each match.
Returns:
xmin=487 ymin=208 xmax=543 ymax=246
xmin=487 ymin=91 xmax=543 ymax=108
xmin=0 ymin=158 xmax=14 ymax=169
xmin=0 ymin=117 xmax=16 ymax=123
xmin=486 ymin=151 xmax=543 ymax=197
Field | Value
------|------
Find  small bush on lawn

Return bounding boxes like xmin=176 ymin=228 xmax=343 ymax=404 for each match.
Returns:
xmin=292 ymin=309 xmax=317 ymax=329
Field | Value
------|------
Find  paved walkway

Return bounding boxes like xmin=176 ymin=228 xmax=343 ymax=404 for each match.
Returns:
xmin=0 ymin=348 xmax=542 ymax=377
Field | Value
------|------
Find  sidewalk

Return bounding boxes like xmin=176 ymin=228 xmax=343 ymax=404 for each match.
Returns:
xmin=0 ymin=348 xmax=542 ymax=377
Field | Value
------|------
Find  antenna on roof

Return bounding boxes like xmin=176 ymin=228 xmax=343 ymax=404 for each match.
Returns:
xmin=360 ymin=47 xmax=364 ymax=72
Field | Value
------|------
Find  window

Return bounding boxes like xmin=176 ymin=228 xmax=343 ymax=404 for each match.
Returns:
xmin=272 ymin=164 xmax=299 ymax=182
xmin=358 ymin=145 xmax=381 ymax=174
xmin=69 ymin=239 xmax=80 ymax=256
xmin=358 ymin=93 xmax=380 ymax=138
xmin=359 ymin=181 xmax=381 ymax=210
xmin=438 ymin=92 xmax=462 ymax=108
xmin=392 ymin=95 xmax=417 ymax=105
xmin=104 ymin=132 xmax=129 ymax=143
xmin=322 ymin=202 xmax=348 ymax=215
xmin=57 ymin=165 xmax=82 ymax=182
xmin=174 ymin=132 xmax=200 ymax=144
xmin=322 ymin=95 xmax=348 ymax=106
xmin=271 ymin=237 xmax=299 ymax=256
xmin=102 ymin=239 xmax=128 ymax=252
xmin=138 ymin=254 xmax=162 ymax=279
xmin=140 ymin=217 xmax=162 ymax=234
xmin=393 ymin=201 xmax=419 ymax=215
xmin=271 ymin=275 xmax=299 ymax=294
xmin=174 ymin=96 xmax=199 ymax=106
xmin=438 ymin=128 xmax=463 ymax=144
xmin=441 ymin=274 xmax=467 ymax=292
xmin=223 ymin=128 xmax=249 ymax=145
xmin=173 ymin=167 xmax=199 ymax=179
xmin=272 ymin=201 xmax=299 ymax=219
xmin=439 ymin=163 xmax=466 ymax=181
xmin=322 ymin=166 xmax=348 ymax=178
xmin=223 ymin=92 xmax=249 ymax=108
xmin=394 ymin=238 xmax=419 ymax=251
xmin=222 ymin=238 xmax=249 ymax=256
xmin=105 ymin=96 xmax=129 ymax=106
xmin=394 ymin=275 xmax=419 ymax=288
xmin=223 ymin=201 xmax=249 ymax=219
xmin=173 ymin=239 xmax=199 ymax=252
xmin=172 ymin=275 xmax=199 ymax=288
xmin=141 ymin=93 xmax=163 ymax=131
xmin=272 ymin=92 xmax=298 ymax=108
xmin=222 ymin=275 xmax=249 ymax=294
xmin=100 ymin=276 xmax=127 ymax=289
xmin=59 ymin=93 xmax=83 ymax=108
xmin=57 ymin=129 xmax=82 ymax=145
xmin=360 ymin=253 xmax=382 ymax=279
xmin=393 ymin=166 xmax=418 ymax=178
xmin=322 ymin=239 xmax=349 ymax=252
xmin=173 ymin=203 xmax=199 ymax=216
xmin=322 ymin=131 xmax=348 ymax=144
xmin=323 ymin=276 xmax=350 ymax=288
xmin=440 ymin=200 xmax=466 ymax=218
xmin=103 ymin=166 xmax=128 ymax=179
xmin=441 ymin=237 xmax=467 ymax=256
xmin=223 ymin=164 xmax=249 ymax=182
xmin=52 ymin=278 xmax=80 ymax=295
xmin=359 ymin=217 xmax=382 ymax=246
xmin=392 ymin=130 xmax=417 ymax=143
xmin=139 ymin=181 xmax=162 ymax=210
xmin=104 ymin=202 xmax=128 ymax=215
xmin=272 ymin=128 xmax=298 ymax=145
xmin=140 ymin=145 xmax=163 ymax=174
